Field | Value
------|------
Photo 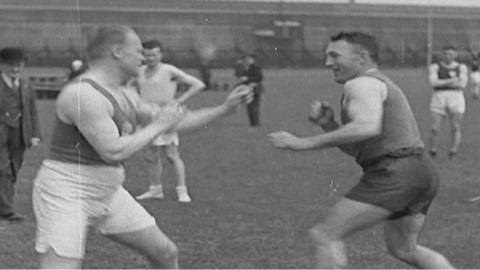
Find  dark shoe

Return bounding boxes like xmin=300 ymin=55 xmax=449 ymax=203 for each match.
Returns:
xmin=1 ymin=213 xmax=25 ymax=222
xmin=428 ymin=150 xmax=437 ymax=158
xmin=448 ymin=151 xmax=458 ymax=160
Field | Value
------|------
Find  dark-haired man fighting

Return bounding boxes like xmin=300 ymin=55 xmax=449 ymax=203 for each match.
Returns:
xmin=269 ymin=32 xmax=453 ymax=269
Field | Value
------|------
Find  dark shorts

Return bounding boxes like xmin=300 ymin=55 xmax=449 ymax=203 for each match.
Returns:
xmin=345 ymin=148 xmax=440 ymax=220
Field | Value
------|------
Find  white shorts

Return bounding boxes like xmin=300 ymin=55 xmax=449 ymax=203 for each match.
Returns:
xmin=32 ymin=160 xmax=156 ymax=259
xmin=430 ymin=91 xmax=465 ymax=115
xmin=153 ymin=132 xmax=179 ymax=146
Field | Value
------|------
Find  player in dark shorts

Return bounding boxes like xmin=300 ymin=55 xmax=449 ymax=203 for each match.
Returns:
xmin=269 ymin=32 xmax=453 ymax=268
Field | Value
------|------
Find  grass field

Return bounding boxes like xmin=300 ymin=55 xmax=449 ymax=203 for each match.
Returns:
xmin=2 ymin=68 xmax=480 ymax=269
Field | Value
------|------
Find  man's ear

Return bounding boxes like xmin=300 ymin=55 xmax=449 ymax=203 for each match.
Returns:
xmin=111 ymin=45 xmax=124 ymax=59
xmin=358 ymin=49 xmax=371 ymax=64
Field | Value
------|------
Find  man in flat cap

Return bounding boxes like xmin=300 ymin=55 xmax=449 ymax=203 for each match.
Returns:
xmin=0 ymin=47 xmax=41 ymax=222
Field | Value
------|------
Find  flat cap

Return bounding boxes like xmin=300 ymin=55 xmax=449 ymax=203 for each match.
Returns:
xmin=0 ymin=47 xmax=28 ymax=64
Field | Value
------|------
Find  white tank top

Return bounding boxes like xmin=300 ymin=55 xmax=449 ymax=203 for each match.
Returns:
xmin=137 ymin=64 xmax=178 ymax=104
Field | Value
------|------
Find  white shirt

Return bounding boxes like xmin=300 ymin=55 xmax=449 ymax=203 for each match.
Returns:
xmin=136 ymin=64 xmax=183 ymax=104
xmin=1 ymin=72 xmax=19 ymax=89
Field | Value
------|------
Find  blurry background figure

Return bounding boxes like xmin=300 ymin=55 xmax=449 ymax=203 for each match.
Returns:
xmin=467 ymin=49 xmax=480 ymax=99
xmin=239 ymin=54 xmax=264 ymax=127
xmin=234 ymin=55 xmax=247 ymax=82
xmin=68 ymin=59 xmax=85 ymax=81
xmin=135 ymin=40 xmax=205 ymax=203
xmin=427 ymin=46 xmax=468 ymax=159
xmin=198 ymin=59 xmax=212 ymax=90
xmin=0 ymin=47 xmax=42 ymax=222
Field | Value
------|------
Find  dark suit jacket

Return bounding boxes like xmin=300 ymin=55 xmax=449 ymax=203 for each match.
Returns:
xmin=0 ymin=75 xmax=42 ymax=147
xmin=243 ymin=63 xmax=264 ymax=93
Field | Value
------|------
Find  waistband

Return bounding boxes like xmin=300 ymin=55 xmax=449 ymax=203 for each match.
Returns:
xmin=359 ymin=147 xmax=424 ymax=169
xmin=433 ymin=88 xmax=463 ymax=92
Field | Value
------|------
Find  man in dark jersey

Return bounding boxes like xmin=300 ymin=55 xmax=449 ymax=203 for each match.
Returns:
xmin=269 ymin=32 xmax=453 ymax=269
xmin=31 ymin=25 xmax=252 ymax=269
xmin=428 ymin=46 xmax=468 ymax=159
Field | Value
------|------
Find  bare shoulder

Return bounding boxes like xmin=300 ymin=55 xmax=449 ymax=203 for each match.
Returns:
xmin=346 ymin=76 xmax=387 ymax=93
xmin=56 ymin=82 xmax=112 ymax=123
xmin=165 ymin=63 xmax=189 ymax=77
xmin=163 ymin=63 xmax=180 ymax=71
xmin=429 ymin=63 xmax=439 ymax=71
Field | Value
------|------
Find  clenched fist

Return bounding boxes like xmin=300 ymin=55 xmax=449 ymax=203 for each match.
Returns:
xmin=308 ymin=100 xmax=335 ymax=125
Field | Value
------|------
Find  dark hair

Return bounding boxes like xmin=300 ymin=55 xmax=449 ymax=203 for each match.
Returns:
xmin=330 ymin=31 xmax=379 ymax=62
xmin=86 ymin=25 xmax=134 ymax=62
xmin=441 ymin=45 xmax=457 ymax=52
xmin=142 ymin=40 xmax=163 ymax=50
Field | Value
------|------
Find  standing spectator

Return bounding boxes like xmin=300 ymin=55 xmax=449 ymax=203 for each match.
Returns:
xmin=467 ymin=48 xmax=480 ymax=99
xmin=240 ymin=54 xmax=264 ymax=127
xmin=427 ymin=46 xmax=468 ymax=159
xmin=0 ymin=47 xmax=42 ymax=222
xmin=134 ymin=40 xmax=205 ymax=203
xmin=198 ymin=59 xmax=212 ymax=90
xmin=234 ymin=55 xmax=247 ymax=82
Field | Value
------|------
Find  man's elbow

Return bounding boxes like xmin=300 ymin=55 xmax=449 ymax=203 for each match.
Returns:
xmin=195 ymin=81 xmax=206 ymax=91
xmin=99 ymin=149 xmax=128 ymax=164
xmin=359 ymin=122 xmax=382 ymax=138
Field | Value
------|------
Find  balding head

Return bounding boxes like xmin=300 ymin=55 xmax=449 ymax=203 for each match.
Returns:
xmin=86 ymin=25 xmax=135 ymax=63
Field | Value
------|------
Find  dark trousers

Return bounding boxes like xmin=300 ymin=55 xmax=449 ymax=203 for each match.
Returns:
xmin=247 ymin=91 xmax=261 ymax=126
xmin=0 ymin=123 xmax=25 ymax=216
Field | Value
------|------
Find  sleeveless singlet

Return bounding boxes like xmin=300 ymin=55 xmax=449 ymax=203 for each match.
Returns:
xmin=434 ymin=63 xmax=462 ymax=91
xmin=49 ymin=78 xmax=137 ymax=166
xmin=137 ymin=64 xmax=178 ymax=104
xmin=340 ymin=70 xmax=424 ymax=166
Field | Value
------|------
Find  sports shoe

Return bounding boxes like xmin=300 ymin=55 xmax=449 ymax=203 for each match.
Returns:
xmin=136 ymin=188 xmax=164 ymax=200
xmin=176 ymin=186 xmax=192 ymax=203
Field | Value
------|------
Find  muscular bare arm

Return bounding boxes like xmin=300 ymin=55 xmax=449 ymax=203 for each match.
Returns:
xmin=270 ymin=77 xmax=386 ymax=151
xmin=171 ymin=67 xmax=205 ymax=104
xmin=175 ymin=85 xmax=252 ymax=132
xmin=124 ymin=84 xmax=253 ymax=133
xmin=456 ymin=64 xmax=468 ymax=89
xmin=56 ymin=83 xmax=184 ymax=163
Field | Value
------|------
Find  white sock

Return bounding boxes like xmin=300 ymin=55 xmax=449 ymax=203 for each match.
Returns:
xmin=150 ymin=185 xmax=163 ymax=191
xmin=176 ymin=185 xmax=188 ymax=193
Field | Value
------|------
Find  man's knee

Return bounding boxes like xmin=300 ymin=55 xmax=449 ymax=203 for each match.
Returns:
xmin=430 ymin=125 xmax=440 ymax=134
xmin=450 ymin=118 xmax=462 ymax=132
xmin=386 ymin=241 xmax=417 ymax=263
xmin=450 ymin=125 xmax=461 ymax=133
xmin=149 ymin=239 xmax=178 ymax=265
xmin=144 ymin=151 xmax=160 ymax=163
xmin=165 ymin=151 xmax=181 ymax=164
xmin=310 ymin=224 xmax=348 ymax=268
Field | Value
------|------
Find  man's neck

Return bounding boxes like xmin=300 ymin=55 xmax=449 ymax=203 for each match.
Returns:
xmin=146 ymin=62 xmax=162 ymax=72
xmin=360 ymin=64 xmax=378 ymax=75
xmin=441 ymin=61 xmax=458 ymax=68
xmin=87 ymin=64 xmax=126 ymax=90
